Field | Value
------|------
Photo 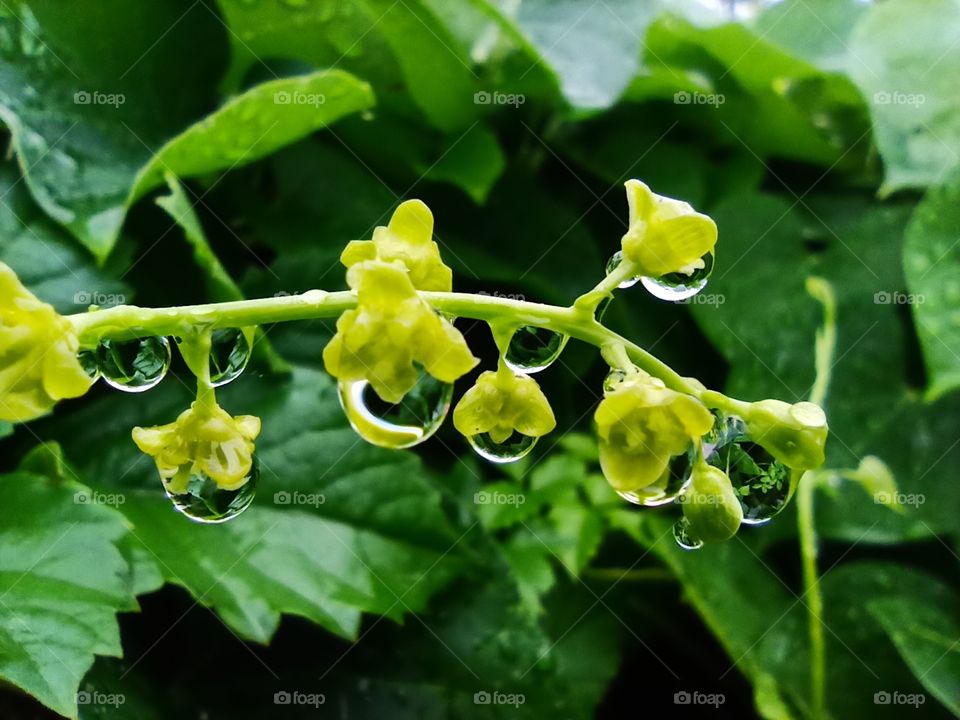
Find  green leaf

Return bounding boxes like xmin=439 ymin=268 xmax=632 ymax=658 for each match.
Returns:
xmin=868 ymin=582 xmax=960 ymax=715
xmin=0 ymin=472 xmax=134 ymax=719
xmin=847 ymin=0 xmax=960 ymax=192
xmin=0 ymin=0 xmax=226 ymax=259
xmin=903 ymin=177 xmax=960 ymax=400
xmin=754 ymin=0 xmax=868 ymax=71
xmin=423 ymin=124 xmax=505 ymax=203
xmin=499 ymin=0 xmax=657 ymax=109
xmin=357 ymin=0 xmax=478 ymax=131
xmin=130 ymin=70 xmax=375 ymax=200
xmin=40 ymin=367 xmax=467 ymax=643
xmin=0 ymin=162 xmax=129 ymax=314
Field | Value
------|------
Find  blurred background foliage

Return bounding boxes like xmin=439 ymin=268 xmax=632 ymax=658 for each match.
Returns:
xmin=0 ymin=0 xmax=958 ymax=718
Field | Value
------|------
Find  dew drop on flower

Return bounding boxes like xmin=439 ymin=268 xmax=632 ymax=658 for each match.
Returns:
xmin=77 ymin=350 xmax=100 ymax=380
xmin=606 ymin=251 xmax=639 ymax=288
xmin=617 ymin=446 xmax=694 ymax=507
xmin=704 ymin=413 xmax=792 ymax=525
xmin=504 ymin=326 xmax=568 ymax=374
xmin=468 ymin=431 xmax=537 ymax=464
xmin=641 ymin=252 xmax=714 ymax=302
xmin=208 ymin=328 xmax=252 ymax=387
xmin=339 ymin=368 xmax=452 ymax=449
xmin=673 ymin=517 xmax=704 ymax=551
xmin=603 ymin=368 xmax=628 ymax=392
xmin=96 ymin=336 xmax=171 ymax=392
xmin=164 ymin=459 xmax=258 ymax=523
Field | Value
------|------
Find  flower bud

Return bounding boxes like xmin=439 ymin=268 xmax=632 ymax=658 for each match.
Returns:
xmin=741 ymin=399 xmax=828 ymax=470
xmin=132 ymin=402 xmax=261 ymax=492
xmin=681 ymin=463 xmax=743 ymax=542
xmin=453 ymin=369 xmax=556 ymax=442
xmin=620 ymin=179 xmax=718 ymax=278
xmin=594 ymin=371 xmax=713 ymax=493
xmin=0 ymin=263 xmax=94 ymax=422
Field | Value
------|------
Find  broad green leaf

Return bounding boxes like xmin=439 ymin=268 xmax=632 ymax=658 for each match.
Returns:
xmin=868 ymin=581 xmax=960 ymax=715
xmin=357 ymin=0 xmax=478 ymax=131
xmin=39 ymin=367 xmax=467 ymax=643
xmin=0 ymin=472 xmax=134 ymax=719
xmin=847 ymin=0 xmax=960 ymax=192
xmin=130 ymin=70 xmax=375 ymax=200
xmin=423 ymin=124 xmax=505 ymax=203
xmin=0 ymin=0 xmax=225 ymax=259
xmin=497 ymin=0 xmax=657 ymax=109
xmin=0 ymin=162 xmax=129 ymax=315
xmin=754 ymin=0 xmax=868 ymax=71
xmin=903 ymin=177 xmax=960 ymax=400
xmin=690 ymin=192 xmax=960 ymax=542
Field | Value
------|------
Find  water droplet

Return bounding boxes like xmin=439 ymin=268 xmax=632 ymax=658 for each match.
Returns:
xmin=504 ymin=326 xmax=568 ymax=374
xmin=468 ymin=431 xmax=537 ymax=464
xmin=77 ymin=350 xmax=99 ymax=380
xmin=208 ymin=328 xmax=251 ymax=387
xmin=96 ymin=337 xmax=171 ymax=392
xmin=339 ymin=369 xmax=452 ymax=449
xmin=603 ymin=368 xmax=628 ymax=392
xmin=641 ymin=252 xmax=714 ymax=302
xmin=606 ymin=251 xmax=639 ymax=288
xmin=617 ymin=447 xmax=694 ymax=506
xmin=164 ymin=461 xmax=258 ymax=524
xmin=673 ymin=517 xmax=704 ymax=550
xmin=705 ymin=414 xmax=792 ymax=525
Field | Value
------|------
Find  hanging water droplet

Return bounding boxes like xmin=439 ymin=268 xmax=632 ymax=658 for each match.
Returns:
xmin=96 ymin=336 xmax=171 ymax=392
xmin=673 ymin=517 xmax=704 ymax=551
xmin=705 ymin=414 xmax=792 ymax=525
xmin=641 ymin=252 xmax=714 ymax=302
xmin=603 ymin=368 xmax=628 ymax=392
xmin=164 ymin=460 xmax=258 ymax=524
xmin=468 ymin=431 xmax=537 ymax=464
xmin=208 ymin=328 xmax=252 ymax=387
xmin=77 ymin=350 xmax=100 ymax=380
xmin=606 ymin=251 xmax=639 ymax=288
xmin=617 ymin=446 xmax=695 ymax=506
xmin=504 ymin=326 xmax=568 ymax=374
xmin=339 ymin=368 xmax=452 ymax=449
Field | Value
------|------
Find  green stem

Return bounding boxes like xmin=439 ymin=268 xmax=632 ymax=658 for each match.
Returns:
xmin=67 ymin=289 xmax=704 ymax=399
xmin=797 ymin=473 xmax=825 ymax=719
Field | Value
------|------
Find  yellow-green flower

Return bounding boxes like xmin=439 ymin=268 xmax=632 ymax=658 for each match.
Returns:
xmin=0 ymin=262 xmax=93 ymax=422
xmin=340 ymin=199 xmax=452 ymax=292
xmin=595 ymin=372 xmax=714 ymax=493
xmin=453 ymin=369 xmax=556 ymax=442
xmin=323 ymin=260 xmax=477 ymax=403
xmin=681 ymin=463 xmax=743 ymax=542
xmin=620 ymin=179 xmax=718 ymax=278
xmin=740 ymin=399 xmax=828 ymax=470
xmin=132 ymin=402 xmax=261 ymax=492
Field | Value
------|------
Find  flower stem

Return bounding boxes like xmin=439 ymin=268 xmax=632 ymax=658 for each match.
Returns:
xmin=797 ymin=473 xmax=825 ymax=719
xmin=67 ymin=289 xmax=705 ymax=399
